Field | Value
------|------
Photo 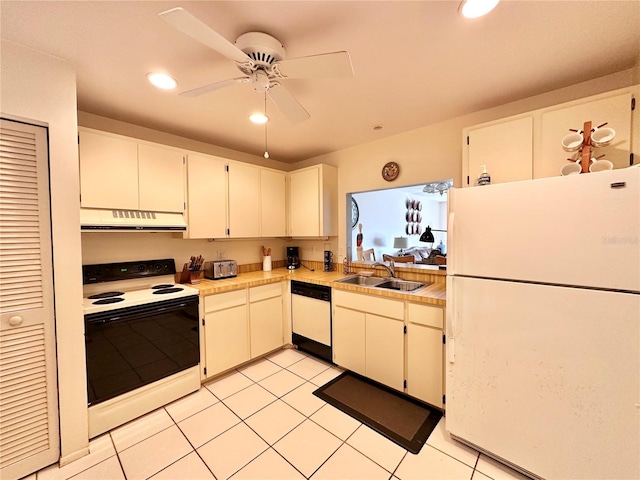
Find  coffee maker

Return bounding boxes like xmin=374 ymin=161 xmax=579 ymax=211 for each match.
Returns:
xmin=286 ymin=246 xmax=300 ymax=270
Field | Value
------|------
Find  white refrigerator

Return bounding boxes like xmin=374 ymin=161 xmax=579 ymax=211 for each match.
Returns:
xmin=446 ymin=167 xmax=640 ymax=480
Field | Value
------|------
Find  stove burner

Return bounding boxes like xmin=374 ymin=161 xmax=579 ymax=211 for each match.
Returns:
xmin=93 ymin=297 xmax=125 ymax=305
xmin=153 ymin=287 xmax=184 ymax=295
xmin=152 ymin=284 xmax=175 ymax=289
xmin=88 ymin=291 xmax=125 ymax=300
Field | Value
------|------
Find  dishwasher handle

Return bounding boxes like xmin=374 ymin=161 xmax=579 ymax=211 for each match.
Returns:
xmin=291 ymin=281 xmax=331 ymax=301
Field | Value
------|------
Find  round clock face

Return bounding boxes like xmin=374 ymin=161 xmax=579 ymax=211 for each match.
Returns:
xmin=382 ymin=161 xmax=400 ymax=181
xmin=351 ymin=198 xmax=359 ymax=229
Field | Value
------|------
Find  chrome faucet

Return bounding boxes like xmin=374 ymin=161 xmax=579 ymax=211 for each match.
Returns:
xmin=372 ymin=258 xmax=395 ymax=278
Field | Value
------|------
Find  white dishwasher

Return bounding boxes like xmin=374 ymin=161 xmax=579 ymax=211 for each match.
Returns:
xmin=291 ymin=280 xmax=332 ymax=363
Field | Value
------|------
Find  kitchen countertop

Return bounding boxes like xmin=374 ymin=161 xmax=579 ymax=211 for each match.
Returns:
xmin=188 ymin=267 xmax=446 ymax=307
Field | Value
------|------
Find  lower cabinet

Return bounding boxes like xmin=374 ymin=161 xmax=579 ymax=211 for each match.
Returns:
xmin=332 ymin=290 xmax=445 ymax=408
xmin=332 ymin=291 xmax=405 ymax=392
xmin=406 ymin=303 xmax=445 ymax=408
xmin=249 ymin=283 xmax=284 ymax=358
xmin=203 ymin=289 xmax=249 ymax=377
xmin=201 ymin=282 xmax=284 ymax=379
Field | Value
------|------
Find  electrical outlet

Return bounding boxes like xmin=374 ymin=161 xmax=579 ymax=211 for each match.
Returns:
xmin=311 ymin=245 xmax=316 ymax=253
xmin=217 ymin=250 xmax=226 ymax=260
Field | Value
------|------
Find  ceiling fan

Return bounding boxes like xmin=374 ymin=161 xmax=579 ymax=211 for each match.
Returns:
xmin=159 ymin=7 xmax=355 ymax=123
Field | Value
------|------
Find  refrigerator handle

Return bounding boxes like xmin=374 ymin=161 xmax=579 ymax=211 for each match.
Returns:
xmin=445 ymin=275 xmax=455 ymax=363
xmin=448 ymin=212 xmax=455 ymax=275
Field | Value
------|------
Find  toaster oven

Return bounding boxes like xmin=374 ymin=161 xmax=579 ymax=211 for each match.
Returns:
xmin=204 ymin=260 xmax=238 ymax=280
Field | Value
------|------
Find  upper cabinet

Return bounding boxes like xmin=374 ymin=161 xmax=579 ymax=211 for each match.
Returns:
xmin=466 ymin=116 xmax=533 ymax=186
xmin=79 ymin=128 xmax=185 ymax=212
xmin=185 ymin=153 xmax=227 ymax=239
xmin=184 ymin=152 xmax=286 ymax=239
xmin=538 ymin=92 xmax=633 ymax=178
xmin=228 ymin=162 xmax=261 ymax=238
xmin=463 ymin=86 xmax=637 ymax=186
xmin=288 ymin=164 xmax=338 ymax=237
xmin=260 ymin=169 xmax=287 ymax=237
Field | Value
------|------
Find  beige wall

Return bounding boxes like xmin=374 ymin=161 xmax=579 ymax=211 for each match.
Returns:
xmin=0 ymin=40 xmax=88 ymax=463
xmin=290 ymin=68 xmax=638 ymax=260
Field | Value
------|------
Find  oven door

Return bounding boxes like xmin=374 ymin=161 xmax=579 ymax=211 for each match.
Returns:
xmin=84 ymin=295 xmax=199 ymax=405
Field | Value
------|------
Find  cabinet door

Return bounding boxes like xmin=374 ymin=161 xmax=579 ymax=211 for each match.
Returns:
xmin=365 ymin=313 xmax=404 ymax=391
xmin=467 ymin=116 xmax=533 ymax=186
xmin=228 ymin=162 xmax=260 ymax=238
xmin=407 ymin=323 xmax=443 ymax=408
xmin=538 ymin=92 xmax=632 ymax=178
xmin=185 ymin=154 xmax=227 ymax=239
xmin=249 ymin=296 xmax=283 ymax=358
xmin=332 ymin=306 xmax=365 ymax=375
xmin=138 ymin=143 xmax=185 ymax=213
xmin=79 ymin=130 xmax=139 ymax=209
xmin=260 ymin=169 xmax=286 ymax=237
xmin=204 ymin=304 xmax=249 ymax=377
xmin=288 ymin=167 xmax=320 ymax=236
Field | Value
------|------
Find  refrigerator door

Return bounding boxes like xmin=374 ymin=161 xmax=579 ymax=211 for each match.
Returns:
xmin=448 ymin=167 xmax=639 ymax=292
xmin=446 ymin=276 xmax=640 ymax=480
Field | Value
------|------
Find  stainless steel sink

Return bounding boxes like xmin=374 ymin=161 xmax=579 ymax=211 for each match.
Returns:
xmin=376 ymin=279 xmax=429 ymax=292
xmin=337 ymin=276 xmax=429 ymax=292
xmin=337 ymin=275 xmax=386 ymax=286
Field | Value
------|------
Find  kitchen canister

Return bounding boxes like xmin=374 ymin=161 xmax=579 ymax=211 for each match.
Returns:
xmin=263 ymin=255 xmax=272 ymax=272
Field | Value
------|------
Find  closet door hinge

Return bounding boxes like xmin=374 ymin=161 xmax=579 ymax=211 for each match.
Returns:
xmin=225 ymin=164 xmax=229 ymax=172
xmin=631 ymin=97 xmax=636 ymax=111
xmin=466 ymin=135 xmax=470 ymax=145
xmin=403 ymin=379 xmax=407 ymax=389
xmin=203 ymin=367 xmax=207 ymax=376
xmin=403 ymin=325 xmax=407 ymax=334
xmin=226 ymin=228 xmax=230 ymax=236
xmin=443 ymin=394 xmax=446 ymax=404
xmin=202 ymin=318 xmax=205 ymax=326
xmin=443 ymin=335 xmax=446 ymax=344
xmin=630 ymin=153 xmax=635 ymax=166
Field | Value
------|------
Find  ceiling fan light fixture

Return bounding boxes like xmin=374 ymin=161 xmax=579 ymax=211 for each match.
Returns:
xmin=250 ymin=113 xmax=269 ymax=124
xmin=459 ymin=0 xmax=500 ymax=18
xmin=147 ymin=72 xmax=177 ymax=90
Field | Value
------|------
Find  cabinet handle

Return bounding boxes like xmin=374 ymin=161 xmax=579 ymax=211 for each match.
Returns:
xmin=8 ymin=315 xmax=23 ymax=326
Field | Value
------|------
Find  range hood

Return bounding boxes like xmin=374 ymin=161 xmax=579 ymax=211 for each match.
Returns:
xmin=80 ymin=208 xmax=187 ymax=232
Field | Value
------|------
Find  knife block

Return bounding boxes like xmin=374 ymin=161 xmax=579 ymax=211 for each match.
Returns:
xmin=178 ymin=263 xmax=203 ymax=284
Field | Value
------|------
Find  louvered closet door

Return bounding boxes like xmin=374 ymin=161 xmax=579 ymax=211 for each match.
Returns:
xmin=0 ymin=119 xmax=59 ymax=480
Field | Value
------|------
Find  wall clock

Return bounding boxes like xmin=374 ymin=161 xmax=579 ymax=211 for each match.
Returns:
xmin=351 ymin=197 xmax=359 ymax=229
xmin=382 ymin=161 xmax=400 ymax=181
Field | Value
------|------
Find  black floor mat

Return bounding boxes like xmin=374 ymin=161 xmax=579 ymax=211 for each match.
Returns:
xmin=313 ymin=371 xmax=442 ymax=454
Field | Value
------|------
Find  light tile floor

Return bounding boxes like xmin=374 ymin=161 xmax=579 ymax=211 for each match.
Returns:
xmin=31 ymin=349 xmax=530 ymax=480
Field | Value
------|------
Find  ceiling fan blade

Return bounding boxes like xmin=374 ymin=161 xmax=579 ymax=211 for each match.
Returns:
xmin=268 ymin=83 xmax=310 ymax=124
xmin=276 ymin=51 xmax=354 ymax=79
xmin=179 ymin=77 xmax=251 ymax=97
xmin=159 ymin=7 xmax=251 ymax=64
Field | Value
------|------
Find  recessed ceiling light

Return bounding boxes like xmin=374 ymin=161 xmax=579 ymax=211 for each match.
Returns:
xmin=147 ymin=72 xmax=177 ymax=90
xmin=459 ymin=0 xmax=500 ymax=18
xmin=250 ymin=113 xmax=269 ymax=124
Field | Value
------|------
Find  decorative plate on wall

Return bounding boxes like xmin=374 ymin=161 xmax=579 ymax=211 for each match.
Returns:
xmin=351 ymin=197 xmax=359 ymax=229
xmin=382 ymin=161 xmax=400 ymax=181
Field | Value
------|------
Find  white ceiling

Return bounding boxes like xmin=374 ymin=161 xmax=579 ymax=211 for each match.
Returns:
xmin=1 ymin=1 xmax=639 ymax=163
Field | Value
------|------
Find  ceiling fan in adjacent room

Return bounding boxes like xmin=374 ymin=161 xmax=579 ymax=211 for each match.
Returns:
xmin=159 ymin=7 xmax=355 ymax=123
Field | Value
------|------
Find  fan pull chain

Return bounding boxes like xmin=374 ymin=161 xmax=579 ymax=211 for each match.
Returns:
xmin=263 ymin=92 xmax=269 ymax=159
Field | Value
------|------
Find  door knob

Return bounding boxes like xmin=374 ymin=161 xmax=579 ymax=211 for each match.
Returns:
xmin=8 ymin=316 xmax=23 ymax=326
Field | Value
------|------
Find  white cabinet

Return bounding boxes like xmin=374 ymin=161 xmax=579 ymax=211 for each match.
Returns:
xmin=79 ymin=130 xmax=139 ymax=209
xmin=79 ymin=128 xmax=185 ymax=212
xmin=288 ymin=164 xmax=338 ymax=237
xmin=332 ymin=306 xmax=366 ymax=376
xmin=406 ymin=303 xmax=444 ymax=408
xmin=228 ymin=162 xmax=260 ymax=238
xmin=185 ymin=153 xmax=227 ymax=239
xmin=201 ymin=282 xmax=285 ymax=378
xmin=538 ymin=91 xmax=633 ymax=178
xmin=260 ymin=169 xmax=286 ymax=237
xmin=185 ymin=154 xmax=286 ymax=239
xmin=332 ymin=290 xmax=404 ymax=391
xmin=465 ymin=116 xmax=533 ymax=186
xmin=138 ymin=143 xmax=185 ymax=213
xmin=365 ymin=313 xmax=404 ymax=391
xmin=202 ymin=290 xmax=249 ymax=377
xmin=463 ymin=86 xmax=637 ymax=185
xmin=249 ymin=283 xmax=284 ymax=358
